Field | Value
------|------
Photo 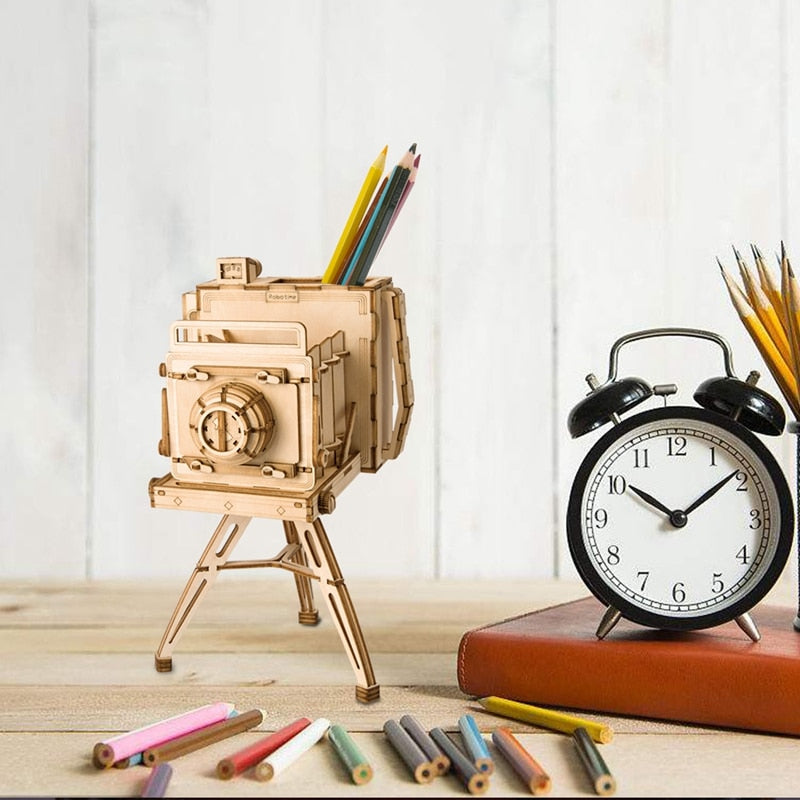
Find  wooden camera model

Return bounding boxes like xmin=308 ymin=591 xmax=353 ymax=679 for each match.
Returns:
xmin=149 ymin=257 xmax=413 ymax=702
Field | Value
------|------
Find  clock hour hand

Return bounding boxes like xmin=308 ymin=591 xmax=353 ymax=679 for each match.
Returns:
xmin=683 ymin=469 xmax=739 ymax=516
xmin=628 ymin=485 xmax=673 ymax=518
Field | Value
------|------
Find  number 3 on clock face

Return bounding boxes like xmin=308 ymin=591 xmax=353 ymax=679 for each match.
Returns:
xmin=567 ymin=406 xmax=794 ymax=631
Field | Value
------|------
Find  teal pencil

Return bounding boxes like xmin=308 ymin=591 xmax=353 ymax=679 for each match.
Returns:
xmin=458 ymin=714 xmax=494 ymax=775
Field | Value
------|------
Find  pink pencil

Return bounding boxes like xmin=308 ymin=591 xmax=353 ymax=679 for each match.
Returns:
xmin=378 ymin=153 xmax=420 ymax=254
xmin=93 ymin=702 xmax=235 ymax=768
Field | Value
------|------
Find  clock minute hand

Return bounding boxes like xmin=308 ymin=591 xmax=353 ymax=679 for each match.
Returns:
xmin=628 ymin=485 xmax=673 ymax=518
xmin=683 ymin=470 xmax=740 ymax=516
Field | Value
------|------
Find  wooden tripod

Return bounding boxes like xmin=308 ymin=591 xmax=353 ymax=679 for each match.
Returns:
xmin=154 ymin=514 xmax=379 ymax=703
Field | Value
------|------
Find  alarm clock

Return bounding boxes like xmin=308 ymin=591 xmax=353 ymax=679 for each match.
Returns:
xmin=566 ymin=327 xmax=794 ymax=642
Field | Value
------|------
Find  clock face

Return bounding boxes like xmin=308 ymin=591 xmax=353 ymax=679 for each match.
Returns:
xmin=567 ymin=406 xmax=793 ymax=630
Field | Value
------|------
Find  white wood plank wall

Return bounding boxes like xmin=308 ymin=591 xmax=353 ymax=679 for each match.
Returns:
xmin=2 ymin=0 xmax=798 ymax=586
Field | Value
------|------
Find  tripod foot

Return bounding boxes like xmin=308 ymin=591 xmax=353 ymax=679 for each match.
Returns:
xmin=355 ymin=684 xmax=380 ymax=704
xmin=298 ymin=610 xmax=320 ymax=626
xmin=154 ymin=656 xmax=173 ymax=673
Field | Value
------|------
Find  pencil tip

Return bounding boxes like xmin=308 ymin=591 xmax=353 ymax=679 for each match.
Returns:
xmin=413 ymin=154 xmax=421 ymax=167
xmin=782 ymin=240 xmax=788 ymax=261
xmin=753 ymin=242 xmax=764 ymax=259
xmin=750 ymin=243 xmax=759 ymax=261
xmin=409 ymin=142 xmax=417 ymax=153
xmin=716 ymin=256 xmax=725 ymax=272
xmin=381 ymin=145 xmax=388 ymax=155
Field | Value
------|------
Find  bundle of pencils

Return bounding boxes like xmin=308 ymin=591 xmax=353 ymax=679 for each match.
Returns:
xmin=718 ymin=242 xmax=800 ymax=418
xmin=322 ymin=143 xmax=420 ymax=286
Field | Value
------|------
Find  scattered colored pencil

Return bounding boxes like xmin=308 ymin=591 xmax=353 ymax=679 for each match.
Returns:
xmin=458 ymin=714 xmax=494 ymax=774
xmin=92 ymin=702 xmax=235 ymax=768
xmin=216 ymin=717 xmax=311 ymax=780
xmin=141 ymin=763 xmax=172 ymax=798
xmin=143 ymin=709 xmax=264 ymax=766
xmin=399 ymin=714 xmax=450 ymax=775
xmin=429 ymin=727 xmax=489 ymax=795
xmin=255 ymin=717 xmax=330 ymax=782
xmin=328 ymin=723 xmax=373 ymax=785
xmin=477 ymin=697 xmax=613 ymax=744
xmin=492 ymin=727 xmax=551 ymax=795
xmin=322 ymin=146 xmax=387 ymax=284
xmin=572 ymin=727 xmax=616 ymax=796
xmin=383 ymin=719 xmax=435 ymax=784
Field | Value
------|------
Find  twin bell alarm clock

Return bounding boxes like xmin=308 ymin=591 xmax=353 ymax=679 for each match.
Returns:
xmin=566 ymin=328 xmax=794 ymax=641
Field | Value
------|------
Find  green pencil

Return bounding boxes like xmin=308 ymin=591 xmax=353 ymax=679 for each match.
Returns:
xmin=328 ymin=724 xmax=373 ymax=785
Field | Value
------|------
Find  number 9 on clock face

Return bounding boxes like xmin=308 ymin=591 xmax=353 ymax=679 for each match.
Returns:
xmin=567 ymin=407 xmax=793 ymax=631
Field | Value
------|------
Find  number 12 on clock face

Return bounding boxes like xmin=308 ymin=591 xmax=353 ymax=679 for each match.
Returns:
xmin=567 ymin=407 xmax=793 ymax=633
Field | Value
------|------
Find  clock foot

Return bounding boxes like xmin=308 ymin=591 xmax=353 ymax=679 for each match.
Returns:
xmin=735 ymin=612 xmax=761 ymax=642
xmin=596 ymin=605 xmax=622 ymax=639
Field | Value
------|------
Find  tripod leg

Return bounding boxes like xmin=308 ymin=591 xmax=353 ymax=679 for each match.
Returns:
xmin=283 ymin=521 xmax=319 ymax=625
xmin=154 ymin=514 xmax=251 ymax=672
xmin=297 ymin=518 xmax=379 ymax=703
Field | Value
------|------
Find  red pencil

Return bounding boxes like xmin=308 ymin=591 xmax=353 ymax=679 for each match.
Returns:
xmin=216 ymin=717 xmax=311 ymax=779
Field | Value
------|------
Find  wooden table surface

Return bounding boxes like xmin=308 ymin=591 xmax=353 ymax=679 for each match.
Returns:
xmin=1 ymin=576 xmax=798 ymax=797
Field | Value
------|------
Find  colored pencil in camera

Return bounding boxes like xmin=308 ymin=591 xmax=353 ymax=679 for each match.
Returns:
xmin=143 ymin=708 xmax=263 ymax=766
xmin=718 ymin=260 xmax=800 ymax=415
xmin=327 ymin=723 xmax=373 ymax=785
xmin=492 ymin=727 xmax=551 ymax=795
xmin=458 ymin=714 xmax=494 ymax=774
xmin=92 ymin=702 xmax=235 ymax=768
xmin=478 ymin=696 xmax=613 ymax=744
xmin=349 ymin=144 xmax=415 ymax=286
xmin=378 ymin=153 xmax=420 ymax=255
xmin=429 ymin=727 xmax=489 ymax=795
xmin=141 ymin=762 xmax=172 ymax=798
xmin=572 ymin=727 xmax=616 ymax=796
xmin=333 ymin=175 xmax=387 ymax=284
xmin=216 ymin=717 xmax=311 ymax=779
xmin=254 ymin=717 xmax=330 ymax=782
xmin=399 ymin=714 xmax=450 ymax=775
xmin=383 ymin=719 xmax=435 ymax=784
xmin=322 ymin=145 xmax=387 ymax=284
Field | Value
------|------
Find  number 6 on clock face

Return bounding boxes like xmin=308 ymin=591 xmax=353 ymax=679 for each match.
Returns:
xmin=567 ymin=406 xmax=793 ymax=632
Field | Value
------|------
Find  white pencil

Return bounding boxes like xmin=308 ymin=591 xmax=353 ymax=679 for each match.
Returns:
xmin=254 ymin=717 xmax=331 ymax=781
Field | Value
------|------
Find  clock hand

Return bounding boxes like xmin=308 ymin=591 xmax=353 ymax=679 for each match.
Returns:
xmin=683 ymin=470 xmax=740 ymax=516
xmin=628 ymin=485 xmax=673 ymax=518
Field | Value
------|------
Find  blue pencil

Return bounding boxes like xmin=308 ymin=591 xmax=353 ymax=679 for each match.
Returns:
xmin=458 ymin=714 xmax=494 ymax=775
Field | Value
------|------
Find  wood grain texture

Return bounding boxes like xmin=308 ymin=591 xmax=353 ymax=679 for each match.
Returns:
xmin=1 ymin=579 xmax=799 ymax=797
xmin=0 ymin=0 xmax=89 ymax=578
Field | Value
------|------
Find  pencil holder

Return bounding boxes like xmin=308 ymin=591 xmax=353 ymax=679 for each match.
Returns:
xmin=790 ymin=422 xmax=800 ymax=631
xmin=148 ymin=257 xmax=414 ymax=702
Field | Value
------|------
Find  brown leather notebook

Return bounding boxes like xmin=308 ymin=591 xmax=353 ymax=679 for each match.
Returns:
xmin=457 ymin=596 xmax=800 ymax=736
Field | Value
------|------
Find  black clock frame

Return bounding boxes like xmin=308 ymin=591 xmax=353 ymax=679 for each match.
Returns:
xmin=567 ymin=405 xmax=794 ymax=632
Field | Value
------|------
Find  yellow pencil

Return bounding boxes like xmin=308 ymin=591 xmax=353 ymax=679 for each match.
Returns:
xmin=719 ymin=263 xmax=800 ymax=415
xmin=322 ymin=146 xmax=387 ymax=284
xmin=752 ymin=243 xmax=788 ymax=332
xmin=781 ymin=254 xmax=800 ymax=392
xmin=477 ymin=696 xmax=613 ymax=744
xmin=733 ymin=253 xmax=793 ymax=367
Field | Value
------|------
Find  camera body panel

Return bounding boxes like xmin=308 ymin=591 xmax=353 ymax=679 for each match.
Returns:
xmin=150 ymin=258 xmax=413 ymax=521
